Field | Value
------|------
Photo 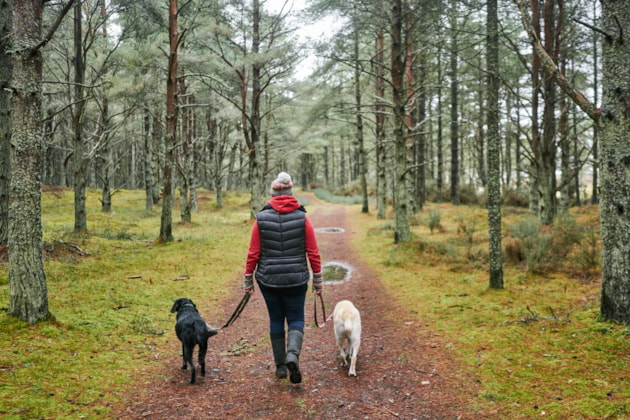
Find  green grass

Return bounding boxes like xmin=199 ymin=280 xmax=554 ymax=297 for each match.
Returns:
xmin=1 ymin=190 xmax=628 ymax=419
xmin=349 ymin=202 xmax=630 ymax=419
xmin=0 ymin=188 xmax=252 ymax=418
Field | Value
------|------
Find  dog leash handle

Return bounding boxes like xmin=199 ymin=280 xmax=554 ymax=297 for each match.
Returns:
xmin=314 ymin=293 xmax=327 ymax=328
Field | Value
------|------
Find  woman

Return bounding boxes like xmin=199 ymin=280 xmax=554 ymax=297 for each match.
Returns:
xmin=242 ymin=172 xmax=323 ymax=384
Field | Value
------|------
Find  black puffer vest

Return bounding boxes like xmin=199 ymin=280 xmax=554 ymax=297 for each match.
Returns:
xmin=255 ymin=204 xmax=309 ymax=288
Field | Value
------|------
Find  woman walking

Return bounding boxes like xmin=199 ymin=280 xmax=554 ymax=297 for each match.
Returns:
xmin=242 ymin=172 xmax=323 ymax=384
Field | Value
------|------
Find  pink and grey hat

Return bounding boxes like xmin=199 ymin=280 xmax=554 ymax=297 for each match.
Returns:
xmin=271 ymin=172 xmax=294 ymax=196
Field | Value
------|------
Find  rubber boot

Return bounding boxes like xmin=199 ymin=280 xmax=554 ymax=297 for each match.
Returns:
xmin=286 ymin=329 xmax=303 ymax=384
xmin=270 ymin=333 xmax=287 ymax=379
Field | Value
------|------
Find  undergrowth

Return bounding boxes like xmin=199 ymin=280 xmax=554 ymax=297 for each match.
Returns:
xmin=349 ymin=202 xmax=628 ymax=419
xmin=0 ymin=189 xmax=251 ymax=419
xmin=0 ymin=190 xmax=625 ymax=419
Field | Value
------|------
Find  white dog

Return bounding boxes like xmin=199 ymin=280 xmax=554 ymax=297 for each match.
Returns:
xmin=333 ymin=300 xmax=361 ymax=376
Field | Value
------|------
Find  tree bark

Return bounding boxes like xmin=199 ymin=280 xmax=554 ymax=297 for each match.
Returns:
xmin=415 ymin=47 xmax=427 ymax=211
xmin=374 ymin=29 xmax=387 ymax=220
xmin=391 ymin=0 xmax=411 ymax=243
xmin=449 ymin=0 xmax=460 ymax=205
xmin=591 ymin=1 xmax=599 ymax=205
xmin=436 ymin=52 xmax=444 ymax=200
xmin=248 ymin=0 xmax=263 ymax=218
xmin=144 ymin=105 xmax=153 ymax=212
xmin=9 ymin=0 xmax=51 ymax=323
xmin=486 ymin=0 xmax=503 ymax=289
xmin=152 ymin=113 xmax=162 ymax=206
xmin=0 ymin=0 xmax=12 ymax=246
xmin=99 ymin=0 xmax=112 ymax=213
xmin=353 ymin=13 xmax=368 ymax=214
xmin=160 ymin=0 xmax=178 ymax=242
xmin=599 ymin=1 xmax=630 ymax=324
xmin=73 ymin=0 xmax=88 ymax=232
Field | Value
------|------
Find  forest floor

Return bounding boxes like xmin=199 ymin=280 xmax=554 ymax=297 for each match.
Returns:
xmin=117 ymin=195 xmax=487 ymax=419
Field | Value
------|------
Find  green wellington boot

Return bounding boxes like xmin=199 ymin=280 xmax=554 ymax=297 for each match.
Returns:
xmin=285 ymin=329 xmax=304 ymax=384
xmin=270 ymin=333 xmax=287 ymax=379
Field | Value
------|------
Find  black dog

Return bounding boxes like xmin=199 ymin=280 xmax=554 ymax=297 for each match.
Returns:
xmin=170 ymin=298 xmax=218 ymax=384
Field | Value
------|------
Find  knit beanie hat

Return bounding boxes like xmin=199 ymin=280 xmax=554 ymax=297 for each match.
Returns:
xmin=271 ymin=172 xmax=294 ymax=196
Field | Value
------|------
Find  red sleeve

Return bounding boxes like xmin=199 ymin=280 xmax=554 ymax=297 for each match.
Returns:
xmin=304 ymin=216 xmax=322 ymax=274
xmin=244 ymin=221 xmax=260 ymax=275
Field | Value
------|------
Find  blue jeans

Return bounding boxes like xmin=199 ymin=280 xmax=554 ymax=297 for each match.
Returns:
xmin=259 ymin=284 xmax=307 ymax=335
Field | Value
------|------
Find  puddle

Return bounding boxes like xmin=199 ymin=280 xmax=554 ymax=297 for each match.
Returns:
xmin=321 ymin=261 xmax=353 ymax=285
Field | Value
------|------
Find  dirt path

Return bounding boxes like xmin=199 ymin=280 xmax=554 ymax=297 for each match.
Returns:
xmin=119 ymin=196 xmax=480 ymax=419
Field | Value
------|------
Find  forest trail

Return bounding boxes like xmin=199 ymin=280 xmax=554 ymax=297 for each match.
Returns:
xmin=119 ymin=195 xmax=481 ymax=419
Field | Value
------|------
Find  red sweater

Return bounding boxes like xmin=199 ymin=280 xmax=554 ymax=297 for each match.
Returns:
xmin=244 ymin=195 xmax=322 ymax=276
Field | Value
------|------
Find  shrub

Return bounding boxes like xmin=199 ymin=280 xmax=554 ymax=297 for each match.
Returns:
xmin=507 ymin=214 xmax=585 ymax=275
xmin=503 ymin=236 xmax=525 ymax=263
xmin=426 ymin=209 xmax=443 ymax=234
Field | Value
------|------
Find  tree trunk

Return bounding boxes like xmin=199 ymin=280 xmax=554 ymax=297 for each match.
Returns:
xmin=405 ymin=10 xmax=416 ymax=214
xmin=530 ymin=0 xmax=561 ymax=226
xmin=599 ymin=1 xmax=630 ymax=324
xmin=99 ymin=0 xmax=112 ymax=213
xmin=178 ymin=74 xmax=192 ymax=224
xmin=9 ymin=0 xmax=51 ymax=324
xmin=559 ymin=86 xmax=570 ymax=212
xmin=436 ymin=52 xmax=444 ymax=200
xmin=391 ymin=0 xmax=411 ymax=243
xmin=160 ymin=0 xmax=178 ymax=242
xmin=73 ymin=1 xmax=88 ymax=232
xmin=449 ymin=0 xmax=460 ymax=205
xmin=591 ymin=1 xmax=599 ymax=205
xmin=144 ymin=106 xmax=153 ymax=212
xmin=374 ymin=29 xmax=387 ymax=220
xmin=0 ymin=0 xmax=12 ymax=246
xmin=415 ymin=48 xmax=427 ymax=211
xmin=100 ymin=142 xmax=113 ymax=213
xmin=476 ymin=86 xmax=486 ymax=188
xmin=152 ymin=113 xmax=161 ymax=205
xmin=353 ymin=15 xmax=368 ymax=214
xmin=248 ymin=0 xmax=263 ymax=217
xmin=486 ymin=0 xmax=503 ymax=289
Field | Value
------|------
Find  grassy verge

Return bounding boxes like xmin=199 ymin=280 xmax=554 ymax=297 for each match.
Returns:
xmin=0 ymin=188 xmax=252 ymax=419
xmin=2 ymin=189 xmax=628 ymax=419
xmin=349 ymin=203 xmax=629 ymax=419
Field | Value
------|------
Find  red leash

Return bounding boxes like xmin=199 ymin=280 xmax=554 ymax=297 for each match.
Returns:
xmin=314 ymin=293 xmax=332 ymax=328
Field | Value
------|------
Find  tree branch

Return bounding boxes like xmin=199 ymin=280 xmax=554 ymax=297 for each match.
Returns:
xmin=35 ymin=0 xmax=76 ymax=51
xmin=517 ymin=0 xmax=599 ymax=122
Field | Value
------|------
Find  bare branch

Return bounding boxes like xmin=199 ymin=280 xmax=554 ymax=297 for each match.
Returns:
xmin=35 ymin=0 xmax=76 ymax=51
xmin=517 ymin=0 xmax=599 ymax=122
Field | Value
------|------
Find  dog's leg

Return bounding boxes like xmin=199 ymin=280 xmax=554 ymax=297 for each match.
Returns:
xmin=348 ymin=337 xmax=360 ymax=376
xmin=337 ymin=335 xmax=348 ymax=367
xmin=199 ymin=341 xmax=208 ymax=378
xmin=181 ymin=342 xmax=187 ymax=370
xmin=183 ymin=345 xmax=196 ymax=384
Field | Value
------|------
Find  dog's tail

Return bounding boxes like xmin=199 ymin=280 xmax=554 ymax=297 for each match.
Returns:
xmin=344 ymin=319 xmax=353 ymax=333
xmin=203 ymin=329 xmax=218 ymax=341
xmin=194 ymin=325 xmax=218 ymax=344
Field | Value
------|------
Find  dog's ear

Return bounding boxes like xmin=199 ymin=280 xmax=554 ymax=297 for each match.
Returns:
xmin=170 ymin=300 xmax=180 ymax=313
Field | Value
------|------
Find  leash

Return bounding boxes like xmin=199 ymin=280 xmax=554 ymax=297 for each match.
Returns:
xmin=219 ymin=293 xmax=251 ymax=329
xmin=314 ymin=293 xmax=332 ymax=328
